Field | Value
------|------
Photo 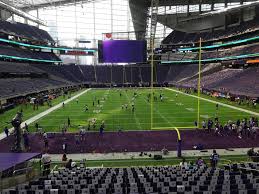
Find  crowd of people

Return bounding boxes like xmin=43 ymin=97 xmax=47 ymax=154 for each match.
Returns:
xmin=200 ymin=116 xmax=258 ymax=139
xmin=1 ymin=88 xmax=70 ymax=115
xmin=179 ymin=87 xmax=258 ymax=109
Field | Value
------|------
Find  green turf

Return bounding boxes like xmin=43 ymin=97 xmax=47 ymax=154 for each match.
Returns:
xmin=0 ymin=89 xmax=83 ymax=130
xmin=22 ymin=87 xmax=258 ymax=132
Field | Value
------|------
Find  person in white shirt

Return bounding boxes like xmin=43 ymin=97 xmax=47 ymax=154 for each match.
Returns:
xmin=41 ymin=152 xmax=51 ymax=176
xmin=80 ymin=127 xmax=86 ymax=141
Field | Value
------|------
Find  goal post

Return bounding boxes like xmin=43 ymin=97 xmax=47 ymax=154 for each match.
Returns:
xmin=150 ymin=38 xmax=202 ymax=131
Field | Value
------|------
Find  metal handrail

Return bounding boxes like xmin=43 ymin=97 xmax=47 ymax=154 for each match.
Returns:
xmin=50 ymin=165 xmax=58 ymax=174
xmin=13 ymin=166 xmax=33 ymax=175
xmin=238 ymin=167 xmax=259 ymax=173
xmin=0 ymin=160 xmax=40 ymax=190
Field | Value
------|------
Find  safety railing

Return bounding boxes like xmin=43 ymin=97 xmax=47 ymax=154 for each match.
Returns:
xmin=0 ymin=160 xmax=41 ymax=191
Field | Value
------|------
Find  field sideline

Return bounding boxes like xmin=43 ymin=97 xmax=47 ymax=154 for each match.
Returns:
xmin=166 ymin=88 xmax=259 ymax=117
xmin=22 ymin=87 xmax=257 ymax=132
xmin=1 ymin=87 xmax=258 ymax=134
xmin=0 ymin=89 xmax=85 ymax=131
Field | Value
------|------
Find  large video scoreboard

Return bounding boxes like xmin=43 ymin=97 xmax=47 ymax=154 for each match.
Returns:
xmin=98 ymin=40 xmax=147 ymax=63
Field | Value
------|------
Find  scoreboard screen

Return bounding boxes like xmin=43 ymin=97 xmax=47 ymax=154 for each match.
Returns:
xmin=98 ymin=40 xmax=147 ymax=63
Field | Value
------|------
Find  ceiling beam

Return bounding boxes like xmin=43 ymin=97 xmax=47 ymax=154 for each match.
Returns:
xmin=0 ymin=0 xmax=45 ymax=25
xmin=21 ymin=0 xmax=258 ymax=11
xmin=22 ymin=0 xmax=96 ymax=10
xmin=157 ymin=0 xmax=255 ymax=6
xmin=157 ymin=11 xmax=211 ymax=29
xmin=129 ymin=0 xmax=149 ymax=40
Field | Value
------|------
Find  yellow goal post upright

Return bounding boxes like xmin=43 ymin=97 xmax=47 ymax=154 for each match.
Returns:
xmin=150 ymin=38 xmax=202 ymax=157
xmin=151 ymin=45 xmax=154 ymax=131
xmin=149 ymin=0 xmax=159 ymax=131
xmin=148 ymin=1 xmax=202 ymax=156
xmin=150 ymin=38 xmax=203 ymax=131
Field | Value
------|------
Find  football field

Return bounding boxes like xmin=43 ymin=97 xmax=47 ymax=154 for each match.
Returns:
xmin=28 ymin=88 xmax=257 ymax=132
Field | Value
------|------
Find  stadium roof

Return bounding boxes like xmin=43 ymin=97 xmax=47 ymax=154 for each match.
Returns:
xmin=1 ymin=0 xmax=68 ymax=8
xmin=1 ymin=0 xmax=97 ymax=9
xmin=1 ymin=0 xmax=258 ymax=35
xmin=1 ymin=0 xmax=258 ymax=10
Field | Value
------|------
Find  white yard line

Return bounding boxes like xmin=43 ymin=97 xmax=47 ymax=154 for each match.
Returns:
xmin=165 ymin=87 xmax=259 ymax=116
xmin=0 ymin=89 xmax=91 ymax=140
xmin=142 ymin=97 xmax=176 ymax=128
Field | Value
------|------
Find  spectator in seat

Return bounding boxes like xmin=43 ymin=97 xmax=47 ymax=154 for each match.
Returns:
xmin=196 ymin=157 xmax=206 ymax=166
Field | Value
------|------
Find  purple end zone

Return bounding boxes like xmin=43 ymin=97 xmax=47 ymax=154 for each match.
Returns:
xmin=0 ymin=130 xmax=258 ymax=154
xmin=0 ymin=153 xmax=41 ymax=172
